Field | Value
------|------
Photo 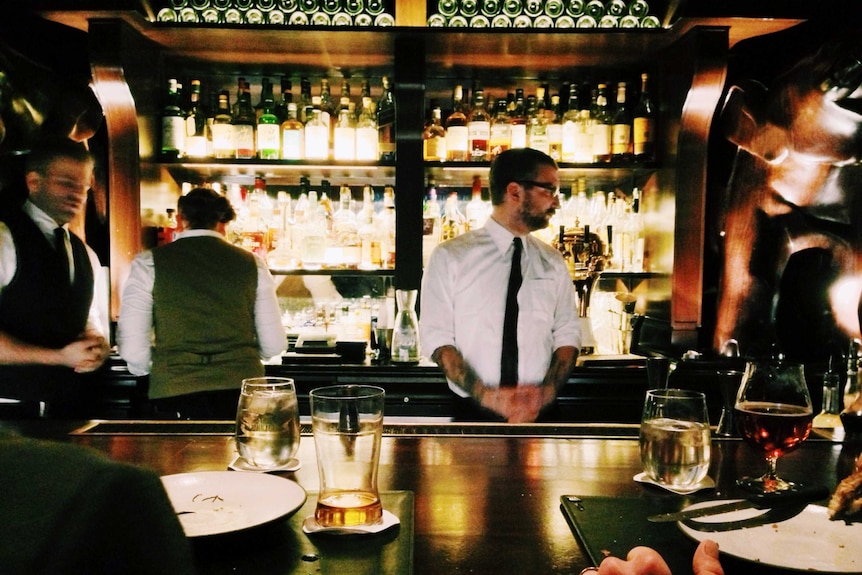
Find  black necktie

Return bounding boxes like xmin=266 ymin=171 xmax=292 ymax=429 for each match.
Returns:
xmin=501 ymin=237 xmax=522 ymax=387
xmin=55 ymin=227 xmax=70 ymax=283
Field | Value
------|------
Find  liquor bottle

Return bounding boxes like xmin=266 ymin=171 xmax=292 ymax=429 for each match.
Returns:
xmin=280 ymin=102 xmax=304 ymax=160
xmin=524 ymin=0 xmax=542 ymax=17
xmin=813 ymin=357 xmax=843 ymax=429
xmin=298 ymin=76 xmax=312 ymax=123
xmin=845 ymin=340 xmax=861 ymax=409
xmin=526 ymin=94 xmax=549 ymax=155
xmin=565 ymin=0 xmax=585 ymax=16
xmin=561 ymin=83 xmax=580 ymax=162
xmin=366 ymin=0 xmax=385 ymax=15
xmin=355 ymin=95 xmax=379 ymax=162
xmin=547 ymin=94 xmax=563 ymax=161
xmin=377 ymin=76 xmax=396 ymax=161
xmin=461 ymin=0 xmax=480 ymax=17
xmin=184 ymin=79 xmax=209 ymax=158
xmin=321 ymin=0 xmax=340 ymax=14
xmin=502 ymin=0 xmax=522 ymax=17
xmin=299 ymin=0 xmax=320 ymax=13
xmin=301 ymin=190 xmax=327 ymax=270
xmin=584 ymin=0 xmax=604 ymax=19
xmin=304 ymin=103 xmax=330 ymax=160
xmin=333 ymin=106 xmax=356 ymax=161
xmin=232 ymin=78 xmax=257 ymax=159
xmin=488 ymin=98 xmax=511 ymax=160
xmin=333 ymin=183 xmax=359 ymax=267
xmin=611 ymin=81 xmax=632 ymax=161
xmin=358 ymin=184 xmax=381 ymax=269
xmin=606 ymin=0 xmax=626 ymax=17
xmin=467 ymin=86 xmax=490 ymax=162
xmin=422 ymin=179 xmax=442 ymax=267
xmin=465 ymin=175 xmax=488 ymax=231
xmin=344 ymin=0 xmax=363 ymax=16
xmin=509 ymin=88 xmax=527 ymax=149
xmin=256 ymin=78 xmax=281 ymax=159
xmin=591 ymin=82 xmax=612 ymax=163
xmin=160 ymin=78 xmax=186 ymax=160
xmin=274 ymin=76 xmax=293 ymax=124
xmin=158 ymin=208 xmax=178 ymax=246
xmin=438 ymin=0 xmax=458 ymax=17
xmin=633 ymin=72 xmax=656 ymax=162
xmin=445 ymin=85 xmax=469 ymax=162
xmin=481 ymin=0 xmax=501 ymax=16
xmin=319 ymin=78 xmax=334 ymax=152
xmin=379 ymin=185 xmax=397 ymax=268
xmin=211 ymin=90 xmax=235 ymax=159
xmin=423 ymin=102 xmax=448 ymax=161
xmin=441 ymin=192 xmax=466 ymax=240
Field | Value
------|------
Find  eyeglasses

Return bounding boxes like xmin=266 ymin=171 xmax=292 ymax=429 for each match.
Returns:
xmin=517 ymin=181 xmax=560 ymax=196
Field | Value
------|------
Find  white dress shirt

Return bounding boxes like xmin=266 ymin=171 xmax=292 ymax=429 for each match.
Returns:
xmin=0 ymin=200 xmax=107 ymax=337
xmin=116 ymin=229 xmax=286 ymax=376
xmin=420 ymin=217 xmax=581 ymax=396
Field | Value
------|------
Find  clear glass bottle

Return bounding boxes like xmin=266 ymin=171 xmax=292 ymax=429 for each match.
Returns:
xmin=441 ymin=192 xmax=466 ymax=241
xmin=591 ymin=82 xmax=612 ymax=163
xmin=814 ymin=356 xmax=843 ymax=428
xmin=467 ymin=86 xmax=491 ymax=162
xmin=526 ymin=94 xmax=549 ymax=155
xmin=445 ymin=85 xmax=469 ymax=161
xmin=391 ymin=289 xmax=421 ymax=364
xmin=509 ymin=87 xmax=527 ymax=149
xmin=423 ymin=102 xmax=448 ymax=161
xmin=184 ymin=79 xmax=209 ymax=158
xmin=488 ymin=98 xmax=512 ymax=160
xmin=465 ymin=175 xmax=489 ymax=231
xmin=211 ymin=90 xmax=236 ymax=159
xmin=547 ymin=94 xmax=563 ymax=161
xmin=304 ymin=105 xmax=330 ymax=160
xmin=280 ymin=102 xmax=304 ymax=160
xmin=561 ymin=83 xmax=580 ymax=162
xmin=333 ymin=107 xmax=356 ymax=161
xmin=354 ymin=96 xmax=377 ymax=162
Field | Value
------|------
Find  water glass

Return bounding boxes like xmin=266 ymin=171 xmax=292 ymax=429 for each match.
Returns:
xmin=235 ymin=377 xmax=300 ymax=470
xmin=639 ymin=388 xmax=711 ymax=488
xmin=310 ymin=385 xmax=385 ymax=527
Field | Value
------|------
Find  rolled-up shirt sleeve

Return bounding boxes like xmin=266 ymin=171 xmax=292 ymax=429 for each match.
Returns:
xmin=419 ymin=245 xmax=457 ymax=358
xmin=116 ymin=252 xmax=155 ymax=376
xmin=253 ymin=256 xmax=286 ymax=360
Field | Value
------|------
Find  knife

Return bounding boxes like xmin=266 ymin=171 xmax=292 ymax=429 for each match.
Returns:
xmin=647 ymin=485 xmax=830 ymax=523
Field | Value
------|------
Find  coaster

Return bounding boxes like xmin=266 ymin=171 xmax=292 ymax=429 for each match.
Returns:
xmin=634 ymin=472 xmax=715 ymax=495
xmin=302 ymin=509 xmax=400 ymax=536
xmin=229 ymin=455 xmax=302 ymax=473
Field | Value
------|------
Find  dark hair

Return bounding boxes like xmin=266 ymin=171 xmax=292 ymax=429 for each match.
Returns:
xmin=25 ymin=136 xmax=94 ymax=175
xmin=177 ymin=187 xmax=236 ymax=229
xmin=488 ymin=148 xmax=557 ymax=205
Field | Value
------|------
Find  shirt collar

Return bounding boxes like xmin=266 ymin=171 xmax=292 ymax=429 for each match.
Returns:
xmin=484 ymin=216 xmax=527 ymax=256
xmin=175 ymin=228 xmax=224 ymax=241
xmin=23 ymin=200 xmax=65 ymax=237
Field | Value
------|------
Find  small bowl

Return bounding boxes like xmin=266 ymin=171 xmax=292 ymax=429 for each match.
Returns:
xmin=840 ymin=410 xmax=862 ymax=435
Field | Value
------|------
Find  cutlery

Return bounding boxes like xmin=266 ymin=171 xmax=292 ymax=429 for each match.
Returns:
xmin=647 ymin=485 xmax=829 ymax=522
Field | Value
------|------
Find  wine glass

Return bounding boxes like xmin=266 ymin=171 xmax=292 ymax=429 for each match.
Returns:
xmin=734 ymin=353 xmax=814 ymax=492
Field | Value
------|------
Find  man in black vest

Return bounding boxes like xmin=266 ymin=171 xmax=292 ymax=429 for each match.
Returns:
xmin=0 ymin=137 xmax=110 ymax=417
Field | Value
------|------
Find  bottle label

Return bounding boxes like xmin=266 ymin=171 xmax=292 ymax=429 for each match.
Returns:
xmin=234 ymin=125 xmax=255 ymax=158
xmin=356 ymin=127 xmax=379 ymax=161
xmin=446 ymin=126 xmax=469 ymax=160
xmin=162 ymin=116 xmax=186 ymax=153
xmin=424 ymin=135 xmax=446 ymax=161
xmin=592 ymin=124 xmax=611 ymax=158
xmin=510 ymin=124 xmax=527 ymax=149
xmin=257 ymin=124 xmax=280 ymax=158
xmin=281 ymin=129 xmax=303 ymax=159
xmin=633 ymin=117 xmax=655 ymax=155
xmin=611 ymin=123 xmax=631 ymax=155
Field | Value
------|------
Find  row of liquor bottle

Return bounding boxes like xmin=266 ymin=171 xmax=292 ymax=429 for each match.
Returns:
xmin=153 ymin=177 xmax=399 ymax=271
xmin=428 ymin=0 xmax=660 ymax=27
xmin=427 ymin=11 xmax=659 ymax=27
xmin=160 ymin=75 xmax=396 ymax=162
xmin=156 ymin=1 xmax=394 ymax=26
xmin=423 ymin=74 xmax=656 ymax=164
xmin=421 ymin=176 xmax=647 ymax=273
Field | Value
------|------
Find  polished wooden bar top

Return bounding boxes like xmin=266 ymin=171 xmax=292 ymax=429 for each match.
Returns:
xmin=16 ymin=421 xmax=857 ymax=574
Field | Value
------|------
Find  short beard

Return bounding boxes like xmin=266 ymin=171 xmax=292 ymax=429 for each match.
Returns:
xmin=520 ymin=201 xmax=553 ymax=231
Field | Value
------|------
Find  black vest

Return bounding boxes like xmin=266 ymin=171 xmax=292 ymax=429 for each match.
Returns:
xmin=0 ymin=209 xmax=95 ymax=408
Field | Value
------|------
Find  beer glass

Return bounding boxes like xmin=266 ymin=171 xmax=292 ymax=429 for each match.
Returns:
xmin=310 ymin=385 xmax=385 ymax=527
xmin=639 ymin=388 xmax=711 ymax=489
xmin=235 ymin=377 xmax=300 ymax=470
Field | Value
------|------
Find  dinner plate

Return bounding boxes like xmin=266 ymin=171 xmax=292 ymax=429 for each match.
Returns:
xmin=161 ymin=471 xmax=306 ymax=537
xmin=678 ymin=500 xmax=862 ymax=572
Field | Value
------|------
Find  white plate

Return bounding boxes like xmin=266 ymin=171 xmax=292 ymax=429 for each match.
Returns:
xmin=161 ymin=471 xmax=306 ymax=537
xmin=633 ymin=472 xmax=715 ymax=495
xmin=228 ymin=456 xmax=302 ymax=473
xmin=678 ymin=500 xmax=862 ymax=572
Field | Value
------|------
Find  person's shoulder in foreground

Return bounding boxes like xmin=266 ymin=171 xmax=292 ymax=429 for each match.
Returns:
xmin=0 ymin=429 xmax=197 ymax=575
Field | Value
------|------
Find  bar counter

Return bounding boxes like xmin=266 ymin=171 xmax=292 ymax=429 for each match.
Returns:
xmin=10 ymin=420 xmax=856 ymax=575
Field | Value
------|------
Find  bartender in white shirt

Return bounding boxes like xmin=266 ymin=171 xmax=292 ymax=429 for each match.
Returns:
xmin=420 ymin=148 xmax=580 ymax=423
xmin=0 ymin=137 xmax=110 ymax=417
